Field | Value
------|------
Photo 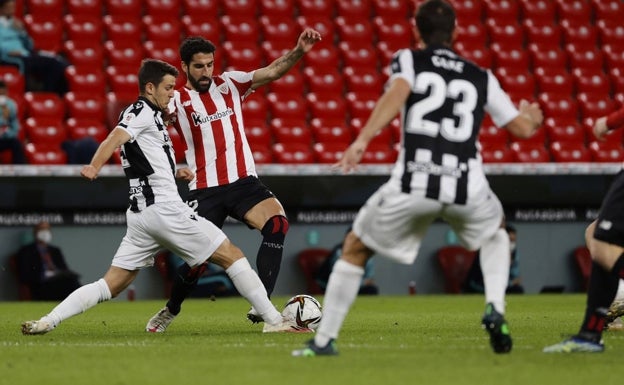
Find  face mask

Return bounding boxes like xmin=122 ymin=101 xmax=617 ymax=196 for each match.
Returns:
xmin=36 ymin=230 xmax=52 ymax=244
xmin=0 ymin=95 xmax=7 ymax=105
xmin=509 ymin=241 xmax=516 ymax=253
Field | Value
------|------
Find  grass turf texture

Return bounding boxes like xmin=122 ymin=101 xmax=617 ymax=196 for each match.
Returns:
xmin=1 ymin=294 xmax=622 ymax=385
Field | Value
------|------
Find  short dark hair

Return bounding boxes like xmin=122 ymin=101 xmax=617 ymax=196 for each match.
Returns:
xmin=0 ymin=80 xmax=7 ymax=89
xmin=179 ymin=37 xmax=216 ymax=66
xmin=415 ymin=0 xmax=456 ymax=46
xmin=138 ymin=59 xmax=178 ymax=93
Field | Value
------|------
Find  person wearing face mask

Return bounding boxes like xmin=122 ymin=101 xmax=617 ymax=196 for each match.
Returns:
xmin=14 ymin=221 xmax=81 ymax=300
xmin=463 ymin=225 xmax=524 ymax=294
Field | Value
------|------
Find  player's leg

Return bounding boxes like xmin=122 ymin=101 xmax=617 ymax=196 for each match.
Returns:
xmin=606 ymin=279 xmax=624 ymax=329
xmin=22 ymin=267 xmax=136 ymax=334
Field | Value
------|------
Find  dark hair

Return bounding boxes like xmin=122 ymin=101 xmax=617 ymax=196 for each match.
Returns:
xmin=0 ymin=80 xmax=7 ymax=89
xmin=138 ymin=59 xmax=178 ymax=93
xmin=179 ymin=37 xmax=216 ymax=66
xmin=415 ymin=0 xmax=456 ymax=46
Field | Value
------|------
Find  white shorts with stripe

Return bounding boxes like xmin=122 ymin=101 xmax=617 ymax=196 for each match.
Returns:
xmin=353 ymin=181 xmax=504 ymax=264
xmin=112 ymin=201 xmax=227 ymax=270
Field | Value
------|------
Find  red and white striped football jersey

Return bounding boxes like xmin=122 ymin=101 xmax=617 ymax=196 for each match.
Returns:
xmin=171 ymin=71 xmax=257 ymax=190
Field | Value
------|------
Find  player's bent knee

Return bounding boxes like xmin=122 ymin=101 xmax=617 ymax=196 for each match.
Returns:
xmin=261 ymin=215 xmax=289 ymax=237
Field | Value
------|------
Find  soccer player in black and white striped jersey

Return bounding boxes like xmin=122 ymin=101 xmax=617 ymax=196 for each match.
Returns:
xmin=21 ymin=59 xmax=308 ymax=335
xmin=293 ymin=0 xmax=543 ymax=356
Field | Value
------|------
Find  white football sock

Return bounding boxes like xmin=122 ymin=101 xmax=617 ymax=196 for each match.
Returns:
xmin=480 ymin=228 xmax=510 ymax=314
xmin=226 ymin=258 xmax=281 ymax=325
xmin=315 ymin=259 xmax=364 ymax=347
xmin=42 ymin=278 xmax=112 ymax=328
xmin=615 ymin=280 xmax=624 ymax=301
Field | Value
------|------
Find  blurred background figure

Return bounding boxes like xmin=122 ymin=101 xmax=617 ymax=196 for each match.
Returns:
xmin=166 ymin=251 xmax=238 ymax=298
xmin=0 ymin=79 xmax=24 ymax=163
xmin=0 ymin=0 xmax=68 ymax=95
xmin=463 ymin=225 xmax=524 ymax=294
xmin=14 ymin=221 xmax=81 ymax=300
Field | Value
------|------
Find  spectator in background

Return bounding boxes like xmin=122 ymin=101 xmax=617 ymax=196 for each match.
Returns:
xmin=0 ymin=79 xmax=25 ymax=163
xmin=0 ymin=0 xmax=68 ymax=95
xmin=15 ymin=221 xmax=81 ymax=301
xmin=463 ymin=225 xmax=524 ymax=294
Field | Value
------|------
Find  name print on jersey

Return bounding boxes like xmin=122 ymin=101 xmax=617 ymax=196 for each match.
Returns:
xmin=190 ymin=108 xmax=234 ymax=126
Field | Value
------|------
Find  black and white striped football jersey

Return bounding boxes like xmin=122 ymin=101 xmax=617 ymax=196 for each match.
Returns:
xmin=388 ymin=46 xmax=519 ymax=204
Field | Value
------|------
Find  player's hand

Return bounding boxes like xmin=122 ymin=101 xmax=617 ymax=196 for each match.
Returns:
xmin=333 ymin=140 xmax=367 ymax=173
xmin=519 ymin=99 xmax=543 ymax=132
xmin=163 ymin=108 xmax=176 ymax=126
xmin=176 ymin=167 xmax=194 ymax=181
xmin=81 ymin=165 xmax=98 ymax=180
xmin=297 ymin=28 xmax=322 ymax=53
xmin=593 ymin=117 xmax=609 ymax=141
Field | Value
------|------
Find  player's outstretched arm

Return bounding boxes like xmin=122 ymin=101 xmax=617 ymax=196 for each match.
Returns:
xmin=81 ymin=127 xmax=131 ymax=180
xmin=251 ymin=28 xmax=321 ymax=89
xmin=504 ymin=100 xmax=543 ymax=140
xmin=594 ymin=106 xmax=624 ymax=141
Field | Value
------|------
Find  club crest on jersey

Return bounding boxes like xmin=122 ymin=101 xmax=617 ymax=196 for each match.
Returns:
xmin=218 ymin=84 xmax=229 ymax=94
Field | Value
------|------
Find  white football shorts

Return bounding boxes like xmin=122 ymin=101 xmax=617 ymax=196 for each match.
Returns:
xmin=112 ymin=200 xmax=227 ymax=270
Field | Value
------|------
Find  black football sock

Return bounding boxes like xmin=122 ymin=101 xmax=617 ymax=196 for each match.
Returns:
xmin=166 ymin=263 xmax=207 ymax=315
xmin=256 ymin=215 xmax=289 ymax=297
xmin=579 ymin=261 xmax=619 ymax=342
xmin=610 ymin=253 xmax=624 ymax=280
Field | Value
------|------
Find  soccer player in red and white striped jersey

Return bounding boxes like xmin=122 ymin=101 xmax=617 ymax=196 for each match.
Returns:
xmin=146 ymin=29 xmax=321 ymax=332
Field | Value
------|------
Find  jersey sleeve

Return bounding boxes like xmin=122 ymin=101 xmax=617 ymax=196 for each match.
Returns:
xmin=222 ymin=71 xmax=254 ymax=100
xmin=116 ymin=101 xmax=153 ymax=143
xmin=483 ymin=70 xmax=520 ymax=128
xmin=606 ymin=105 xmax=624 ymax=131
xmin=388 ymin=49 xmax=415 ymax=88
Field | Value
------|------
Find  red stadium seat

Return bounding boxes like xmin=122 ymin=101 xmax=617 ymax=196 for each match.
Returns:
xmin=221 ymin=41 xmax=263 ymax=72
xmin=589 ymin=140 xmax=624 ymax=162
xmin=335 ymin=16 xmax=375 ymax=43
xmin=181 ymin=16 xmax=221 ymax=47
xmin=478 ymin=119 xmax=510 ymax=146
xmin=338 ymin=41 xmax=379 ymax=70
xmin=182 ymin=0 xmax=220 ymax=15
xmin=529 ymin=45 xmax=568 ymax=70
xmin=596 ymin=20 xmax=624 ymax=47
xmin=573 ymin=70 xmax=611 ymax=96
xmin=267 ymin=70 xmax=304 ymax=95
xmin=103 ymin=15 xmax=142 ymax=43
xmin=221 ymin=15 xmax=259 ymax=43
xmin=582 ymin=116 xmax=623 ymax=143
xmin=313 ymin=142 xmax=345 ymax=164
xmin=452 ymin=0 xmax=484 ymax=24
xmin=105 ymin=65 xmax=138 ymax=94
xmin=66 ymin=0 xmax=103 ymax=16
xmin=306 ymin=92 xmax=347 ymax=121
xmin=484 ymin=0 xmax=520 ymax=22
xmin=269 ymin=118 xmax=312 ymax=145
xmin=143 ymin=16 xmax=181 ymax=45
xmin=608 ymin=68 xmax=624 ymax=95
xmin=523 ymin=21 xmax=563 ymax=51
xmin=538 ymin=93 xmax=579 ymax=121
xmin=65 ymin=118 xmax=109 ymax=143
xmin=104 ymin=41 xmax=144 ymax=68
xmin=303 ymin=67 xmax=344 ymax=94
xmin=303 ymin=46 xmax=340 ymax=72
xmin=244 ymin=120 xmax=272 ymax=148
xmin=145 ymin=0 xmax=181 ymax=17
xmin=267 ymin=92 xmax=307 ymax=120
xmin=544 ymin=117 xmax=586 ymax=144
xmin=143 ymin=41 xmax=181 ymax=70
xmin=23 ymin=15 xmax=63 ymax=53
xmin=495 ymin=67 xmax=535 ymax=99
xmin=556 ymin=0 xmax=592 ymax=25
xmin=296 ymin=247 xmax=331 ymax=294
xmin=259 ymin=16 xmax=300 ymax=44
xmin=549 ymin=141 xmax=591 ymax=162
xmin=250 ymin=144 xmax=273 ymax=164
xmin=566 ymin=44 xmax=605 ymax=73
xmin=104 ymin=0 xmax=143 ymax=17
xmin=343 ymin=66 xmax=384 ymax=94
xmin=24 ymin=143 xmax=67 ymax=165
xmin=296 ymin=0 xmax=335 ymax=18
xmin=454 ymin=43 xmax=492 ymax=68
xmin=166 ymin=127 xmax=186 ymax=163
xmin=25 ymin=0 xmax=63 ymax=17
xmin=63 ymin=40 xmax=105 ymax=69
xmin=24 ymin=92 xmax=65 ymax=120
xmin=65 ymin=66 xmax=106 ymax=95
xmin=591 ymin=0 xmax=624 ymax=23
xmin=534 ymin=67 xmax=574 ymax=96
xmin=372 ymin=0 xmax=412 ymax=19
xmin=519 ymin=0 xmax=557 ymax=25
xmin=480 ymin=144 xmax=515 ymax=163
xmin=454 ymin=22 xmax=488 ymax=48
xmin=350 ymin=117 xmax=394 ymax=147
xmin=336 ymin=0 xmax=371 ymax=18
xmin=24 ymin=117 xmax=67 ymax=146
xmin=360 ymin=142 xmax=397 ymax=164
xmin=64 ymin=92 xmax=107 ymax=122
xmin=63 ymin=15 xmax=103 ymax=45
xmin=222 ymin=0 xmax=258 ymax=16
xmin=437 ymin=245 xmax=478 ymax=294
xmin=491 ymin=45 xmax=530 ymax=71
xmin=486 ymin=20 xmax=524 ymax=50
xmin=561 ymin=21 xmax=598 ymax=50
xmin=510 ymin=141 xmax=551 ymax=163
xmin=510 ymin=122 xmax=547 ymax=145
xmin=261 ymin=40 xmax=293 ymax=65
xmin=241 ymin=95 xmax=268 ymax=122
xmin=259 ymin=0 xmax=295 ymax=17
xmin=372 ymin=16 xmax=414 ymax=48
xmin=271 ymin=142 xmax=314 ymax=164
xmin=310 ymin=118 xmax=352 ymax=145
xmin=603 ymin=46 xmax=624 ymax=73
xmin=345 ymin=91 xmax=377 ymax=121
xmin=296 ymin=16 xmax=335 ymax=39
xmin=0 ymin=66 xmax=25 ymax=95
xmin=577 ymin=92 xmax=617 ymax=121
xmin=106 ymin=91 xmax=136 ymax=129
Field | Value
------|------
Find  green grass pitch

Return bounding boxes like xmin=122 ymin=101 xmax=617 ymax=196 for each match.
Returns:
xmin=1 ymin=294 xmax=622 ymax=385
